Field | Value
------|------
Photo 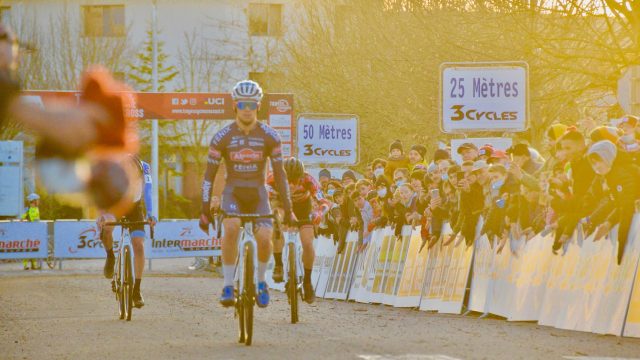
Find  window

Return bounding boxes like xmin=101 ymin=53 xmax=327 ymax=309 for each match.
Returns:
xmin=82 ymin=5 xmax=125 ymax=37
xmin=248 ymin=3 xmax=282 ymax=36
xmin=0 ymin=6 xmax=10 ymax=24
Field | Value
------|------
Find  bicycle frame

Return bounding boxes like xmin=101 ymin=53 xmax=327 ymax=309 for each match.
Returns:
xmin=282 ymin=231 xmax=304 ymax=285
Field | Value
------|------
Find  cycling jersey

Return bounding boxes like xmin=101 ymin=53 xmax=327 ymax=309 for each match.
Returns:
xmin=201 ymin=122 xmax=292 ymax=217
xmin=267 ymin=172 xmax=321 ymax=204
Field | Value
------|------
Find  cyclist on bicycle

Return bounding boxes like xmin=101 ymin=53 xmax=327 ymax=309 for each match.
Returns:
xmin=268 ymin=157 xmax=328 ymax=303
xmin=199 ymin=80 xmax=294 ymax=308
xmin=98 ymin=154 xmax=157 ymax=308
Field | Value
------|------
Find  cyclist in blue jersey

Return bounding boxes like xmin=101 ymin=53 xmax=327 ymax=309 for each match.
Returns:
xmin=199 ymin=80 xmax=295 ymax=308
xmin=98 ymin=154 xmax=156 ymax=308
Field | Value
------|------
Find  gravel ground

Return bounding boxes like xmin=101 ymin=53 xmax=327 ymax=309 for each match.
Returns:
xmin=1 ymin=260 xmax=640 ymax=360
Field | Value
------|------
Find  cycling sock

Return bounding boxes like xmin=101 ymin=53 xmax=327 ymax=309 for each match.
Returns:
xmin=273 ymin=252 xmax=283 ymax=267
xmin=222 ymin=265 xmax=235 ymax=287
xmin=304 ymin=268 xmax=312 ymax=284
xmin=134 ymin=278 xmax=141 ymax=292
xmin=106 ymin=248 xmax=114 ymax=258
xmin=258 ymin=262 xmax=268 ymax=282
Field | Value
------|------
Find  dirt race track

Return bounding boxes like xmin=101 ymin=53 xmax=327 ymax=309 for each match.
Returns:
xmin=2 ymin=261 xmax=640 ymax=360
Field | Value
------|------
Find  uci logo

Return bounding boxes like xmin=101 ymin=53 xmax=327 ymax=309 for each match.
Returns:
xmin=205 ymin=97 xmax=225 ymax=105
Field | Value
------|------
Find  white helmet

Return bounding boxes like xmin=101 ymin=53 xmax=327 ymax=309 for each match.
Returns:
xmin=231 ymin=80 xmax=263 ymax=102
xmin=27 ymin=193 xmax=40 ymax=201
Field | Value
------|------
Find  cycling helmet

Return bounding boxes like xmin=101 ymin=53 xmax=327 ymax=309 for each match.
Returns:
xmin=27 ymin=193 xmax=40 ymax=202
xmin=231 ymin=80 xmax=263 ymax=102
xmin=283 ymin=157 xmax=305 ymax=182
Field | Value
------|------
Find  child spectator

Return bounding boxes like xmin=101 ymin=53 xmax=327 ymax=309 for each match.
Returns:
xmin=385 ymin=139 xmax=410 ymax=181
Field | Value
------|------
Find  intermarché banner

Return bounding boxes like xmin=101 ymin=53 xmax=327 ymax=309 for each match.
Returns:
xmin=0 ymin=221 xmax=48 ymax=259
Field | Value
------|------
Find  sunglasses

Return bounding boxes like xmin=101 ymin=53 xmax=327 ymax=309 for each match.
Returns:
xmin=236 ymin=101 xmax=258 ymax=111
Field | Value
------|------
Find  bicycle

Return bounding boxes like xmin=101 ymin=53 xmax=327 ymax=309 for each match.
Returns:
xmin=101 ymin=219 xmax=152 ymax=321
xmin=283 ymin=230 xmax=304 ymax=324
xmin=231 ymin=213 xmax=273 ymax=346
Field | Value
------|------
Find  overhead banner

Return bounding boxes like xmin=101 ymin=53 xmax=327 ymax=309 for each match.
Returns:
xmin=0 ymin=221 xmax=48 ymax=259
xmin=440 ymin=62 xmax=528 ymax=133
xmin=21 ymin=91 xmax=292 ymax=122
xmin=146 ymin=221 xmax=221 ymax=259
xmin=297 ymin=114 xmax=359 ymax=165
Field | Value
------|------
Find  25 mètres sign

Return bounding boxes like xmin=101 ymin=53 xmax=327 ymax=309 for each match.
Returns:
xmin=297 ymin=114 xmax=359 ymax=165
xmin=440 ymin=62 xmax=528 ymax=133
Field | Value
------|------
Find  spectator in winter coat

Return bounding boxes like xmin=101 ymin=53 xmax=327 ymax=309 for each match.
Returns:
xmin=385 ymin=139 xmax=410 ymax=181
xmin=587 ymin=140 xmax=640 ymax=264
xmin=553 ymin=129 xmax=598 ymax=252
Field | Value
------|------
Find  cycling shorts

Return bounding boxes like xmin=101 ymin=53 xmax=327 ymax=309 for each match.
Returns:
xmin=222 ymin=183 xmax=273 ymax=228
xmin=292 ymin=198 xmax=313 ymax=227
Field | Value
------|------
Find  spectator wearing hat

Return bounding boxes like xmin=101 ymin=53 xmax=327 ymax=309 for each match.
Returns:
xmin=455 ymin=160 xmax=485 ymax=247
xmin=545 ymin=123 xmax=569 ymax=155
xmin=433 ymin=148 xmax=451 ymax=166
xmin=384 ymin=139 xmax=410 ymax=181
xmin=457 ymin=142 xmax=479 ymax=162
xmin=487 ymin=150 xmax=509 ymax=166
xmin=342 ymin=169 xmax=357 ymax=187
xmin=408 ymin=144 xmax=428 ymax=173
xmin=371 ymin=158 xmax=388 ymax=182
xmin=478 ymin=145 xmax=494 ymax=161
xmin=587 ymin=140 xmax=640 ymax=264
xmin=589 ymin=126 xmax=622 ymax=144
xmin=325 ymin=179 xmax=342 ymax=199
xmin=318 ymin=168 xmax=332 ymax=192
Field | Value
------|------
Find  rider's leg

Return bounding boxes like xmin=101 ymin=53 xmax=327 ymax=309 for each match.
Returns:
xmin=300 ymin=224 xmax=315 ymax=284
xmin=221 ymin=218 xmax=240 ymax=286
xmin=131 ymin=232 xmax=145 ymax=288
xmin=99 ymin=214 xmax=116 ymax=278
xmin=254 ymin=223 xmax=274 ymax=282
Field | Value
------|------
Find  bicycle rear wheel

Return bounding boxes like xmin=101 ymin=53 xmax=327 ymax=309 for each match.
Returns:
xmin=288 ymin=242 xmax=298 ymax=324
xmin=243 ymin=242 xmax=255 ymax=346
xmin=124 ymin=246 xmax=133 ymax=321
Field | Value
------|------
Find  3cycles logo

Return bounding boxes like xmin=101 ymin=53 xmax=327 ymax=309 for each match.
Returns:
xmin=69 ymin=227 xmax=112 ymax=253
xmin=303 ymin=144 xmax=352 ymax=157
xmin=449 ymin=105 xmax=518 ymax=122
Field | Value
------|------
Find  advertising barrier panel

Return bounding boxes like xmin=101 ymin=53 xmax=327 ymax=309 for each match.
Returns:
xmin=0 ymin=221 xmax=48 ymax=259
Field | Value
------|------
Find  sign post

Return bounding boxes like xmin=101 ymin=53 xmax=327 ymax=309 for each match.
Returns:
xmin=440 ymin=62 xmax=529 ymax=133
xmin=297 ymin=114 xmax=359 ymax=165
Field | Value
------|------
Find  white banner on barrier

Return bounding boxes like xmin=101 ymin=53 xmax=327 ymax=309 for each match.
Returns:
xmin=419 ymin=223 xmax=455 ymax=311
xmin=467 ymin=234 xmax=494 ymax=313
xmin=0 ymin=221 xmax=48 ymax=259
xmin=358 ymin=228 xmax=385 ymax=303
xmin=54 ymin=221 xmax=114 ymax=258
xmin=395 ymin=228 xmax=424 ymax=307
xmin=146 ymin=221 xmax=221 ymax=259
xmin=370 ymin=227 xmax=394 ymax=303
xmin=382 ymin=227 xmax=411 ymax=305
xmin=326 ymin=231 xmax=359 ymax=300
xmin=315 ymin=236 xmax=338 ymax=298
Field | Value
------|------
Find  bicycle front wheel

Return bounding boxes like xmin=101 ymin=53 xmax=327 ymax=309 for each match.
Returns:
xmin=117 ymin=255 xmax=125 ymax=320
xmin=288 ymin=242 xmax=298 ymax=324
xmin=243 ymin=242 xmax=255 ymax=346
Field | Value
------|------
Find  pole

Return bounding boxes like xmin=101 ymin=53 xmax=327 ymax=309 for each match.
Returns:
xmin=151 ymin=0 xmax=159 ymax=220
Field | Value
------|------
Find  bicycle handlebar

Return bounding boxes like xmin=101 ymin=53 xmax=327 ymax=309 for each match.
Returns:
xmin=102 ymin=220 xmax=154 ymax=239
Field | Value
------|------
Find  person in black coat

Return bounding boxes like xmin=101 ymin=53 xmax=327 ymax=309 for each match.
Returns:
xmin=587 ymin=140 xmax=640 ymax=264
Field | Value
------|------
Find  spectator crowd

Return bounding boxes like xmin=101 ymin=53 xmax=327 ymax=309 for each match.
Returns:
xmin=310 ymin=115 xmax=640 ymax=265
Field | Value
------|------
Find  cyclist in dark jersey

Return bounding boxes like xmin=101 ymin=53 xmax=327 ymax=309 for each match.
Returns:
xmin=267 ymin=157 xmax=329 ymax=303
xmin=98 ymin=154 xmax=156 ymax=308
xmin=199 ymin=80 xmax=294 ymax=308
